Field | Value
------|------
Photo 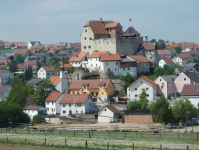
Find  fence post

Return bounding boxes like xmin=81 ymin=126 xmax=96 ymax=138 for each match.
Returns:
xmin=74 ymin=131 xmax=75 ymax=137
xmin=132 ymin=143 xmax=134 ymax=150
xmin=45 ymin=138 xmax=46 ymax=145
xmin=92 ymin=131 xmax=93 ymax=136
xmin=15 ymin=129 xmax=16 ymax=133
xmin=160 ymin=133 xmax=161 ymax=139
xmin=60 ymin=130 xmax=61 ymax=134
xmin=65 ymin=138 xmax=66 ymax=146
xmin=160 ymin=144 xmax=162 ymax=150
xmin=197 ymin=134 xmax=198 ymax=140
xmin=25 ymin=139 xmax=26 ymax=143
xmin=177 ymin=126 xmax=179 ymax=132
xmin=85 ymin=140 xmax=87 ymax=147
xmin=107 ymin=143 xmax=109 ymax=149
xmin=7 ymin=137 xmax=8 ymax=142
xmin=89 ymin=131 xmax=90 ymax=138
xmin=187 ymin=145 xmax=189 ymax=150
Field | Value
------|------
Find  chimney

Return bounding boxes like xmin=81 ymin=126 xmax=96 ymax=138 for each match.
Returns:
xmin=100 ymin=18 xmax=102 ymax=23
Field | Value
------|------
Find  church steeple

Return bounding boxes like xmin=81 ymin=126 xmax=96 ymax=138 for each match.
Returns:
xmin=60 ymin=64 xmax=65 ymax=79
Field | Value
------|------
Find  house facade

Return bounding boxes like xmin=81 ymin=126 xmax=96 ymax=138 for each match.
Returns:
xmin=69 ymin=79 xmax=114 ymax=103
xmin=28 ymin=41 xmax=41 ymax=49
xmin=69 ymin=52 xmax=89 ymax=67
xmin=0 ymin=70 xmax=12 ymax=85
xmin=119 ymin=59 xmax=137 ymax=76
xmin=172 ymin=53 xmax=193 ymax=67
xmin=127 ymin=76 xmax=157 ymax=102
xmin=17 ymin=64 xmax=31 ymax=74
xmin=37 ymin=66 xmax=56 ymax=79
xmin=157 ymin=50 xmax=171 ymax=59
xmin=23 ymin=106 xmax=47 ymax=121
xmin=159 ymin=58 xmax=173 ymax=68
xmin=59 ymin=94 xmax=93 ymax=116
xmin=0 ymin=85 xmax=11 ymax=101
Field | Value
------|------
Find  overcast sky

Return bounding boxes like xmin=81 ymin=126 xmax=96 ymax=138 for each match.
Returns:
xmin=0 ymin=0 xmax=199 ymax=45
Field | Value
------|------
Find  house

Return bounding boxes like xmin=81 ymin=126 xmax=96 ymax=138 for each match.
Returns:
xmin=168 ymin=48 xmax=177 ymax=57
xmin=45 ymin=92 xmax=64 ymax=115
xmin=99 ymin=53 xmax=122 ymax=76
xmin=154 ymin=75 xmax=178 ymax=98
xmin=29 ymin=45 xmax=44 ymax=53
xmin=59 ymin=94 xmax=93 ymax=116
xmin=180 ymin=42 xmax=199 ymax=52
xmin=183 ymin=51 xmax=199 ymax=60
xmin=183 ymin=66 xmax=198 ymax=74
xmin=0 ymin=70 xmax=12 ymax=85
xmin=180 ymin=84 xmax=199 ymax=107
xmin=165 ymin=43 xmax=180 ymax=49
xmin=72 ymin=43 xmax=81 ymax=48
xmin=69 ymin=52 xmax=89 ymax=67
xmin=87 ymin=51 xmax=110 ymax=71
xmin=98 ymin=105 xmax=120 ymax=123
xmin=118 ymin=58 xmax=137 ymax=76
xmin=12 ymin=42 xmax=28 ymax=49
xmin=172 ymin=53 xmax=193 ymax=66
xmin=127 ymin=55 xmax=151 ymax=74
xmin=0 ymin=59 xmax=11 ymax=68
xmin=26 ymin=79 xmax=43 ymax=87
xmin=81 ymin=18 xmax=143 ymax=55
xmin=23 ymin=106 xmax=47 ymax=121
xmin=127 ymin=76 xmax=157 ymax=102
xmin=12 ymin=49 xmax=31 ymax=55
xmin=37 ymin=66 xmax=56 ymax=79
xmin=0 ymin=85 xmax=11 ymax=101
xmin=55 ymin=42 xmax=67 ymax=48
xmin=17 ymin=64 xmax=31 ymax=74
xmin=174 ymin=72 xmax=199 ymax=93
xmin=28 ymin=41 xmax=41 ymax=49
xmin=157 ymin=49 xmax=171 ymax=59
xmin=32 ymin=67 xmax=39 ymax=77
xmin=64 ymin=64 xmax=73 ymax=74
xmin=159 ymin=58 xmax=173 ymax=68
xmin=165 ymin=42 xmax=174 ymax=48
xmin=69 ymin=79 xmax=114 ymax=103
xmin=24 ymin=61 xmax=37 ymax=67
xmin=185 ymin=63 xmax=199 ymax=72
xmin=25 ymin=95 xmax=35 ymax=106
xmin=49 ymin=65 xmax=69 ymax=94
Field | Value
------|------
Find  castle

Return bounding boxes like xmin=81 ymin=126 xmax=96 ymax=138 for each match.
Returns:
xmin=80 ymin=18 xmax=143 ymax=55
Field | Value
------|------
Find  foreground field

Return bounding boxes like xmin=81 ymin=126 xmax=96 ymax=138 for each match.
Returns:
xmin=0 ymin=132 xmax=199 ymax=150
xmin=0 ymin=49 xmax=14 ymax=54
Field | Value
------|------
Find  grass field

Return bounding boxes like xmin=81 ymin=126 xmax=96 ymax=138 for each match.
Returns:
xmin=0 ymin=49 xmax=14 ymax=54
xmin=0 ymin=130 xmax=199 ymax=150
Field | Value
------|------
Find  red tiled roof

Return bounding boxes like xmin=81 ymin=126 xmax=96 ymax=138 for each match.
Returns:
xmin=162 ymin=58 xmax=173 ymax=64
xmin=59 ymin=94 xmax=89 ymax=104
xmin=88 ymin=51 xmax=109 ymax=58
xmin=12 ymin=49 xmax=30 ymax=55
xmin=99 ymin=105 xmax=120 ymax=114
xmin=181 ymin=84 xmax=199 ymax=96
xmin=0 ymin=43 xmax=3 ymax=47
xmin=69 ymin=79 xmax=111 ymax=89
xmin=42 ymin=66 xmax=55 ymax=71
xmin=158 ymin=50 xmax=171 ymax=55
xmin=0 ymin=76 xmax=4 ymax=78
xmin=49 ymin=76 xmax=61 ymax=86
xmin=141 ymin=76 xmax=157 ymax=85
xmin=23 ymin=106 xmax=43 ymax=110
xmin=45 ymin=92 xmax=63 ymax=102
xmin=105 ymin=22 xmax=119 ymax=28
xmin=127 ymin=55 xmax=151 ymax=63
xmin=29 ymin=45 xmax=44 ymax=50
xmin=177 ymin=53 xmax=193 ymax=59
xmin=17 ymin=64 xmax=29 ymax=69
xmin=100 ymin=54 xmax=121 ymax=61
xmin=13 ymin=42 xmax=27 ymax=47
xmin=72 ymin=52 xmax=80 ymax=56
xmin=32 ymin=67 xmax=39 ymax=71
xmin=24 ymin=61 xmax=37 ymax=65
xmin=72 ymin=43 xmax=81 ymax=48
xmin=142 ymin=43 xmax=157 ymax=50
xmin=64 ymin=64 xmax=73 ymax=68
xmin=169 ymin=43 xmax=180 ymax=48
xmin=69 ymin=52 xmax=88 ymax=62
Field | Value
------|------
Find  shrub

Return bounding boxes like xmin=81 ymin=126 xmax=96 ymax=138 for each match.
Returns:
xmin=33 ymin=114 xmax=45 ymax=124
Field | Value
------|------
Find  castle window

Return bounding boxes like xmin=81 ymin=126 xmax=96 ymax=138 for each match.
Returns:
xmin=90 ymin=38 xmax=92 ymax=40
xmin=84 ymin=37 xmax=86 ymax=40
xmin=85 ymin=29 xmax=87 ymax=32
xmin=128 ymin=68 xmax=130 ymax=70
xmin=118 ymin=31 xmax=119 ymax=34
xmin=84 ymin=46 xmax=86 ymax=49
xmin=106 ymin=63 xmax=108 ymax=65
xmin=88 ymin=46 xmax=91 ymax=49
xmin=116 ymin=62 xmax=118 ymax=65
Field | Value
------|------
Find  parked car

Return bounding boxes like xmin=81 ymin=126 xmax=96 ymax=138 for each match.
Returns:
xmin=191 ymin=118 xmax=198 ymax=125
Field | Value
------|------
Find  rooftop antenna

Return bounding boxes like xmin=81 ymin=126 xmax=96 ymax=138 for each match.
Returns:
xmin=145 ymin=35 xmax=148 ymax=43
xmin=129 ymin=18 xmax=132 ymax=27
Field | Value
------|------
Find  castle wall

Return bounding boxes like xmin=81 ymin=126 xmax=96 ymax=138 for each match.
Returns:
xmin=143 ymin=50 xmax=159 ymax=65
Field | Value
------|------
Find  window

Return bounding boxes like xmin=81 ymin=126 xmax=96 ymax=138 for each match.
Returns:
xmin=47 ymin=108 xmax=49 ymax=111
xmin=147 ymin=94 xmax=149 ymax=97
xmin=168 ymin=85 xmax=170 ymax=89
xmin=85 ymin=29 xmax=87 ymax=32
xmin=146 ymin=87 xmax=149 ymax=90
xmin=105 ymin=109 xmax=107 ymax=111
xmin=52 ymin=102 xmax=53 ymax=105
xmin=135 ymin=88 xmax=137 ymax=91
xmin=47 ymin=102 xmax=49 ymax=105
xmin=109 ymin=92 xmax=110 ymax=95
xmin=115 ymin=68 xmax=117 ymax=71
xmin=102 ymin=92 xmax=104 ymax=95
xmin=123 ymin=68 xmax=125 ymax=71
xmin=96 ymin=58 xmax=98 ymax=61
xmin=129 ymin=94 xmax=130 ymax=97
xmin=184 ymin=78 xmax=186 ymax=81
xmin=90 ymin=38 xmax=92 ymax=40
xmin=76 ymin=111 xmax=78 ymax=113
xmin=84 ymin=37 xmax=86 ymax=40
xmin=69 ymin=104 xmax=71 ymax=107
xmin=84 ymin=86 xmax=86 ymax=89
xmin=52 ymin=73 xmax=54 ymax=75
xmin=116 ymin=62 xmax=118 ymax=65
xmin=172 ymin=85 xmax=174 ymax=89
xmin=63 ymin=111 xmax=66 ymax=114
xmin=110 ymin=85 xmax=111 ymax=88
xmin=161 ymin=86 xmax=163 ymax=89
xmin=91 ymin=64 xmax=93 ymax=67
xmin=88 ymin=46 xmax=91 ymax=49
xmin=63 ymin=104 xmax=65 ymax=107
xmin=135 ymin=94 xmax=137 ymax=97
xmin=100 ymin=86 xmax=102 ymax=88
xmin=77 ymin=92 xmax=79 ymax=95
xmin=84 ymin=46 xmax=86 ymax=49
xmin=77 ymin=104 xmax=81 ymax=107
xmin=73 ymin=92 xmax=75 ymax=94
xmin=83 ymin=92 xmax=87 ymax=94
xmin=146 ymin=64 xmax=147 ymax=66
xmin=43 ymin=73 xmax=44 ymax=75
xmin=141 ymin=81 xmax=142 ymax=83
xmin=160 ymin=79 xmax=162 ymax=81
xmin=118 ymin=31 xmax=119 ymax=34
xmin=128 ymin=68 xmax=130 ymax=70
xmin=108 ymin=68 xmax=110 ymax=71
xmin=48 ymin=73 xmax=49 ymax=75
xmin=90 ymin=103 xmax=91 ymax=106
xmin=106 ymin=63 xmax=108 ymax=65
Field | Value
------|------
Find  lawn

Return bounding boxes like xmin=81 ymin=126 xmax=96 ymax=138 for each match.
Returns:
xmin=0 ymin=131 xmax=199 ymax=150
xmin=0 ymin=49 xmax=14 ymax=54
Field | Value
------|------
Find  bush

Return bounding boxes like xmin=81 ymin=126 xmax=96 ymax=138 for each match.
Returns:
xmin=33 ymin=114 xmax=45 ymax=124
xmin=19 ymin=113 xmax=30 ymax=123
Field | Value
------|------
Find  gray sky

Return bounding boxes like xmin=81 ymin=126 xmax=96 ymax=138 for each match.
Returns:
xmin=1 ymin=0 xmax=199 ymax=45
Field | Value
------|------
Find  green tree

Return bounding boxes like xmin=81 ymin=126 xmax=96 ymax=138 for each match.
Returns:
xmin=14 ymin=54 xmax=26 ymax=64
xmin=193 ymin=57 xmax=198 ymax=63
xmin=175 ymin=46 xmax=182 ymax=53
xmin=139 ymin=89 xmax=148 ymax=109
xmin=126 ymin=100 xmax=141 ymax=110
xmin=55 ymin=66 xmax=60 ymax=76
xmin=70 ymin=68 xmax=75 ymax=73
xmin=149 ymin=39 xmax=156 ymax=43
xmin=173 ymin=63 xmax=183 ymax=74
xmin=36 ymin=58 xmax=41 ymax=68
xmin=186 ymin=60 xmax=193 ymax=64
xmin=33 ymin=114 xmax=45 ymax=124
xmin=62 ymin=56 xmax=69 ymax=64
xmin=157 ymin=39 xmax=166 ymax=49
xmin=150 ymin=97 xmax=172 ymax=123
xmin=28 ymin=67 xmax=32 ymax=79
xmin=9 ymin=60 xmax=17 ymax=72
xmin=34 ymin=79 xmax=57 ymax=106
xmin=172 ymin=98 xmax=197 ymax=122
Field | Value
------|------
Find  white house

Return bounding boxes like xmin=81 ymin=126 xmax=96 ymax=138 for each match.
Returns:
xmin=17 ymin=64 xmax=31 ymax=74
xmin=28 ymin=41 xmax=41 ymax=49
xmin=69 ymin=52 xmax=89 ymax=67
xmin=0 ymin=85 xmax=11 ymax=101
xmin=37 ymin=66 xmax=56 ymax=79
xmin=127 ymin=76 xmax=157 ymax=102
xmin=87 ymin=51 xmax=110 ymax=71
xmin=157 ymin=50 xmax=172 ymax=59
xmin=99 ymin=53 xmax=122 ymax=76
xmin=159 ymin=58 xmax=173 ymax=68
xmin=45 ymin=92 xmax=64 ymax=115
xmin=23 ymin=106 xmax=47 ymax=121
xmin=98 ymin=105 xmax=120 ymax=123
xmin=49 ymin=65 xmax=69 ymax=94
xmin=0 ymin=70 xmax=12 ymax=85
xmin=172 ymin=53 xmax=193 ymax=67
xmin=118 ymin=58 xmax=137 ymax=76
xmin=59 ymin=94 xmax=93 ymax=116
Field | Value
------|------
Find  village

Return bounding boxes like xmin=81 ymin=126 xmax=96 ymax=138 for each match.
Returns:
xmin=0 ymin=2 xmax=199 ymax=149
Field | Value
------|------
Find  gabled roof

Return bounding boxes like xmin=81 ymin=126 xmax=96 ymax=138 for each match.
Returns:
xmin=72 ymin=43 xmax=81 ymax=48
xmin=45 ymin=92 xmax=63 ymax=102
xmin=69 ymin=52 xmax=88 ymax=62
xmin=0 ymin=70 xmax=6 ymax=73
xmin=42 ymin=66 xmax=55 ymax=71
xmin=168 ymin=48 xmax=177 ymax=54
xmin=104 ymin=22 xmax=119 ymax=28
xmin=26 ymin=95 xmax=35 ymax=106
xmin=59 ymin=94 xmax=89 ymax=104
xmin=26 ymin=79 xmax=43 ymax=85
xmin=0 ymin=85 xmax=10 ymax=93
xmin=29 ymin=45 xmax=44 ymax=50
xmin=127 ymin=55 xmax=151 ymax=63
xmin=12 ymin=49 xmax=30 ymax=55
xmin=49 ymin=76 xmax=62 ymax=86
xmin=183 ymin=72 xmax=199 ymax=83
xmin=13 ymin=42 xmax=27 ymax=47
xmin=169 ymin=43 xmax=180 ymax=48
xmin=23 ymin=106 xmax=43 ymax=110
xmin=24 ymin=61 xmax=37 ymax=65
xmin=183 ymin=66 xmax=197 ymax=73
xmin=17 ymin=64 xmax=29 ymax=69
xmin=157 ymin=49 xmax=171 ymax=55
xmin=123 ymin=26 xmax=140 ymax=37
xmin=176 ymin=53 xmax=193 ymax=59
xmin=159 ymin=75 xmax=177 ymax=83
xmin=129 ymin=76 xmax=157 ymax=87
xmin=181 ymin=84 xmax=199 ymax=96
xmin=99 ymin=105 xmax=120 ymax=114
xmin=64 ymin=64 xmax=73 ymax=68
xmin=142 ymin=43 xmax=157 ymax=50
xmin=69 ymin=79 xmax=111 ymax=89
xmin=100 ymin=54 xmax=121 ymax=62
xmin=88 ymin=51 xmax=109 ymax=58
xmin=161 ymin=58 xmax=173 ymax=64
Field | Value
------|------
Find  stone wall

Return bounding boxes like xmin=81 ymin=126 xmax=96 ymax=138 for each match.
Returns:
xmin=142 ymin=50 xmax=159 ymax=65
xmin=137 ymin=62 xmax=151 ymax=74
xmin=111 ymin=79 xmax=125 ymax=94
